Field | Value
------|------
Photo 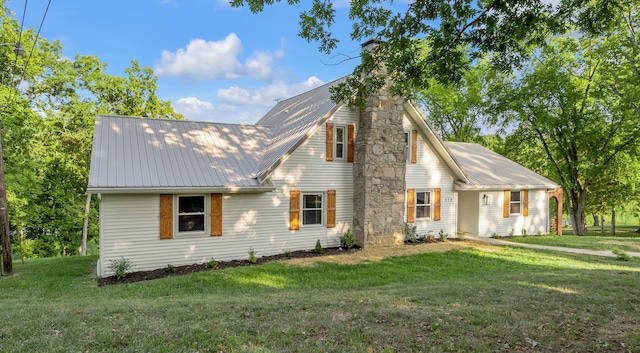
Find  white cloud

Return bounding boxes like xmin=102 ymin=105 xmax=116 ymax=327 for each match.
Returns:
xmin=155 ymin=33 xmax=285 ymax=81
xmin=218 ymin=76 xmax=325 ymax=108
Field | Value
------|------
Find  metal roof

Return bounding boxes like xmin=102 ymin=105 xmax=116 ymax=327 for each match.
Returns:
xmin=445 ymin=142 xmax=559 ymax=190
xmin=88 ymin=115 xmax=274 ymax=192
xmin=255 ymin=76 xmax=346 ymax=179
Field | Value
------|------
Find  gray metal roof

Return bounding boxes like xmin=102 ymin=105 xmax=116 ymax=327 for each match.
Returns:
xmin=445 ymin=142 xmax=559 ymax=190
xmin=88 ymin=115 xmax=274 ymax=191
xmin=255 ymin=76 xmax=346 ymax=179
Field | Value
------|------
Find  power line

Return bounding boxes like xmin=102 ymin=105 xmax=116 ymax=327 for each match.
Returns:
xmin=16 ymin=0 xmax=53 ymax=89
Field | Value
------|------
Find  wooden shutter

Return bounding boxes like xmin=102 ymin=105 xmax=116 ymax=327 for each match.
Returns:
xmin=290 ymin=190 xmax=300 ymax=230
xmin=160 ymin=194 xmax=173 ymax=239
xmin=327 ymin=190 xmax=336 ymax=228
xmin=523 ymin=190 xmax=529 ymax=217
xmin=411 ymin=130 xmax=418 ymax=164
xmin=326 ymin=123 xmax=334 ymax=161
xmin=347 ymin=124 xmax=355 ymax=162
xmin=407 ymin=189 xmax=415 ymax=223
xmin=433 ymin=188 xmax=441 ymax=221
xmin=503 ymin=190 xmax=510 ymax=218
xmin=210 ymin=193 xmax=222 ymax=236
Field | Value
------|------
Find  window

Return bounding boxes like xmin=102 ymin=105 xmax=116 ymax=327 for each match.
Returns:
xmin=335 ymin=126 xmax=345 ymax=159
xmin=177 ymin=195 xmax=207 ymax=233
xmin=509 ymin=191 xmax=521 ymax=214
xmin=404 ymin=132 xmax=411 ymax=162
xmin=416 ymin=191 xmax=431 ymax=219
xmin=302 ymin=193 xmax=323 ymax=225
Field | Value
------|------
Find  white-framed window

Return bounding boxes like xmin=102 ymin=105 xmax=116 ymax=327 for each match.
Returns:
xmin=404 ymin=131 xmax=411 ymax=162
xmin=335 ymin=126 xmax=346 ymax=160
xmin=509 ymin=191 xmax=521 ymax=214
xmin=416 ymin=191 xmax=431 ymax=219
xmin=302 ymin=193 xmax=323 ymax=225
xmin=176 ymin=194 xmax=209 ymax=234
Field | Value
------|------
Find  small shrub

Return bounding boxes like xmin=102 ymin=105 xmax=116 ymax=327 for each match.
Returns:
xmin=439 ymin=229 xmax=448 ymax=242
xmin=491 ymin=232 xmax=500 ymax=239
xmin=166 ymin=264 xmax=176 ymax=273
xmin=536 ymin=231 xmax=543 ymax=237
xmin=283 ymin=249 xmax=292 ymax=258
xmin=456 ymin=230 xmax=467 ymax=239
xmin=108 ymin=257 xmax=133 ymax=280
xmin=248 ymin=247 xmax=258 ymax=264
xmin=206 ymin=258 xmax=218 ymax=268
xmin=549 ymin=229 xmax=558 ymax=237
xmin=340 ymin=228 xmax=356 ymax=249
xmin=404 ymin=223 xmax=418 ymax=243
xmin=508 ymin=229 xmax=515 ymax=238
xmin=612 ymin=248 xmax=630 ymax=261
xmin=315 ymin=239 xmax=323 ymax=254
xmin=522 ymin=229 xmax=527 ymax=237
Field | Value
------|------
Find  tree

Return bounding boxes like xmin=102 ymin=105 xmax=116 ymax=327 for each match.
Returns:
xmin=488 ymin=34 xmax=640 ymax=236
xmin=232 ymin=0 xmax=628 ymax=107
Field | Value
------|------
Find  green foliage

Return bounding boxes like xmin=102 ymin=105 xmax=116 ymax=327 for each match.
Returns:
xmin=340 ymin=228 xmax=356 ymax=249
xmin=206 ymin=258 xmax=218 ymax=268
xmin=315 ymin=239 xmax=323 ymax=254
xmin=404 ymin=223 xmax=418 ymax=243
xmin=439 ymin=229 xmax=448 ymax=242
xmin=166 ymin=264 xmax=176 ymax=273
xmin=456 ymin=230 xmax=467 ymax=239
xmin=248 ymin=248 xmax=257 ymax=264
xmin=508 ymin=229 xmax=515 ymax=238
xmin=612 ymin=248 xmax=630 ymax=261
xmin=491 ymin=233 xmax=500 ymax=239
xmin=283 ymin=250 xmax=292 ymax=258
xmin=522 ymin=229 xmax=527 ymax=237
xmin=107 ymin=257 xmax=133 ymax=280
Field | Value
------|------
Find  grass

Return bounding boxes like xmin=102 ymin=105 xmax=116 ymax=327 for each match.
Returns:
xmin=506 ymin=225 xmax=640 ymax=252
xmin=1 ymin=245 xmax=640 ymax=352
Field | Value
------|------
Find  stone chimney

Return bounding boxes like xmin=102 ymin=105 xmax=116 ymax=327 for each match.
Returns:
xmin=352 ymin=40 xmax=406 ymax=247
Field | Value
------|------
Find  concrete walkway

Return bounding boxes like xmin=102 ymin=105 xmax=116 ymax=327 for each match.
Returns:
xmin=466 ymin=235 xmax=640 ymax=258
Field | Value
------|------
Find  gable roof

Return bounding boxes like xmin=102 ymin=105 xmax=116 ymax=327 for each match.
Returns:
xmin=87 ymin=115 xmax=275 ymax=193
xmin=446 ymin=142 xmax=559 ymax=190
xmin=255 ymin=77 xmax=346 ymax=180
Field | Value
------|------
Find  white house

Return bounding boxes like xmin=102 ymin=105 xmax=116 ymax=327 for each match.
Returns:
xmin=88 ymin=76 xmax=561 ymax=277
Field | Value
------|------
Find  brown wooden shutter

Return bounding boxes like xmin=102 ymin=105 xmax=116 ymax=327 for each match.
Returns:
xmin=411 ymin=130 xmax=418 ymax=164
xmin=210 ymin=193 xmax=222 ymax=236
xmin=327 ymin=190 xmax=336 ymax=228
xmin=290 ymin=190 xmax=300 ymax=230
xmin=326 ymin=123 xmax=334 ymax=161
xmin=347 ymin=124 xmax=355 ymax=163
xmin=433 ymin=188 xmax=441 ymax=221
xmin=503 ymin=190 xmax=510 ymax=218
xmin=523 ymin=190 xmax=529 ymax=217
xmin=160 ymin=194 xmax=173 ymax=239
xmin=407 ymin=189 xmax=415 ymax=223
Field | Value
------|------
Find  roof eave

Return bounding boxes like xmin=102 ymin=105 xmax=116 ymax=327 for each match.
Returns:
xmin=454 ymin=181 xmax=561 ymax=191
xmin=87 ymin=185 xmax=276 ymax=194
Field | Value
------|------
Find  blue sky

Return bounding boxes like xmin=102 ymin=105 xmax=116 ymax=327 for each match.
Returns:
xmin=7 ymin=0 xmax=374 ymax=124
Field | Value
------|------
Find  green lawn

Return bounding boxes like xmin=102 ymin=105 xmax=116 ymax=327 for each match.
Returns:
xmin=506 ymin=225 xmax=640 ymax=252
xmin=1 ymin=245 xmax=640 ymax=352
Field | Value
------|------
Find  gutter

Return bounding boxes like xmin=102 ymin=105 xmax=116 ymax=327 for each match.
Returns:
xmin=86 ymin=185 xmax=276 ymax=194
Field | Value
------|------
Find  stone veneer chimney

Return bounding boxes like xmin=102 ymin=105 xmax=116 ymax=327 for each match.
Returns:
xmin=352 ymin=39 xmax=406 ymax=247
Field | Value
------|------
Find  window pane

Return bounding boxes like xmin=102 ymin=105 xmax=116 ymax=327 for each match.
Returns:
xmin=336 ymin=127 xmax=344 ymax=142
xmin=336 ymin=143 xmax=344 ymax=158
xmin=179 ymin=215 xmax=205 ymax=232
xmin=417 ymin=205 xmax=431 ymax=219
xmin=510 ymin=191 xmax=521 ymax=202
xmin=416 ymin=192 xmax=430 ymax=205
xmin=303 ymin=210 xmax=322 ymax=225
xmin=510 ymin=203 xmax=521 ymax=214
xmin=303 ymin=194 xmax=322 ymax=209
xmin=179 ymin=196 xmax=204 ymax=213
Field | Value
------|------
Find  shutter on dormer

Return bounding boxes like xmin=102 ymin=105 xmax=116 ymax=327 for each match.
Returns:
xmin=434 ymin=188 xmax=441 ymax=221
xmin=503 ymin=190 xmax=510 ymax=218
xmin=210 ymin=193 xmax=222 ymax=236
xmin=326 ymin=123 xmax=334 ymax=161
xmin=411 ymin=130 xmax=418 ymax=164
xmin=407 ymin=189 xmax=415 ymax=222
xmin=327 ymin=190 xmax=336 ymax=228
xmin=523 ymin=190 xmax=529 ymax=217
xmin=347 ymin=124 xmax=355 ymax=162
xmin=160 ymin=194 xmax=173 ymax=239
xmin=290 ymin=190 xmax=300 ymax=230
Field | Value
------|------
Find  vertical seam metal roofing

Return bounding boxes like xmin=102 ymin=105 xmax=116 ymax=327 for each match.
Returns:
xmin=445 ymin=142 xmax=559 ymax=189
xmin=88 ymin=115 xmax=275 ymax=190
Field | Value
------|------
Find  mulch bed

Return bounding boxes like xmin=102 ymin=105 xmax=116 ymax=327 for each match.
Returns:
xmin=97 ymin=246 xmax=362 ymax=286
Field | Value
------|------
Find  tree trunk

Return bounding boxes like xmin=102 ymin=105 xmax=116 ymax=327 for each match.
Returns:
xmin=593 ymin=214 xmax=599 ymax=226
xmin=600 ymin=216 xmax=605 ymax=234
xmin=80 ymin=193 xmax=91 ymax=256
xmin=0 ymin=131 xmax=12 ymax=276
xmin=18 ymin=223 xmax=24 ymax=263
xmin=610 ymin=207 xmax=616 ymax=236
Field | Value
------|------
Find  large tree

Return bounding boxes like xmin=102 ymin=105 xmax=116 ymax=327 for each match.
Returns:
xmin=233 ymin=0 xmax=628 ymax=107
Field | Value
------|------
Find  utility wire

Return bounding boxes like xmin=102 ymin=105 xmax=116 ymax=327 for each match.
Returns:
xmin=16 ymin=0 xmax=52 ymax=90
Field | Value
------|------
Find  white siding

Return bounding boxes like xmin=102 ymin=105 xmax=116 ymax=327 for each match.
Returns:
xmin=98 ymin=107 xmax=357 ymax=277
xmin=478 ymin=189 xmax=549 ymax=237
xmin=458 ymin=191 xmax=479 ymax=235
xmin=403 ymin=116 xmax=457 ymax=238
